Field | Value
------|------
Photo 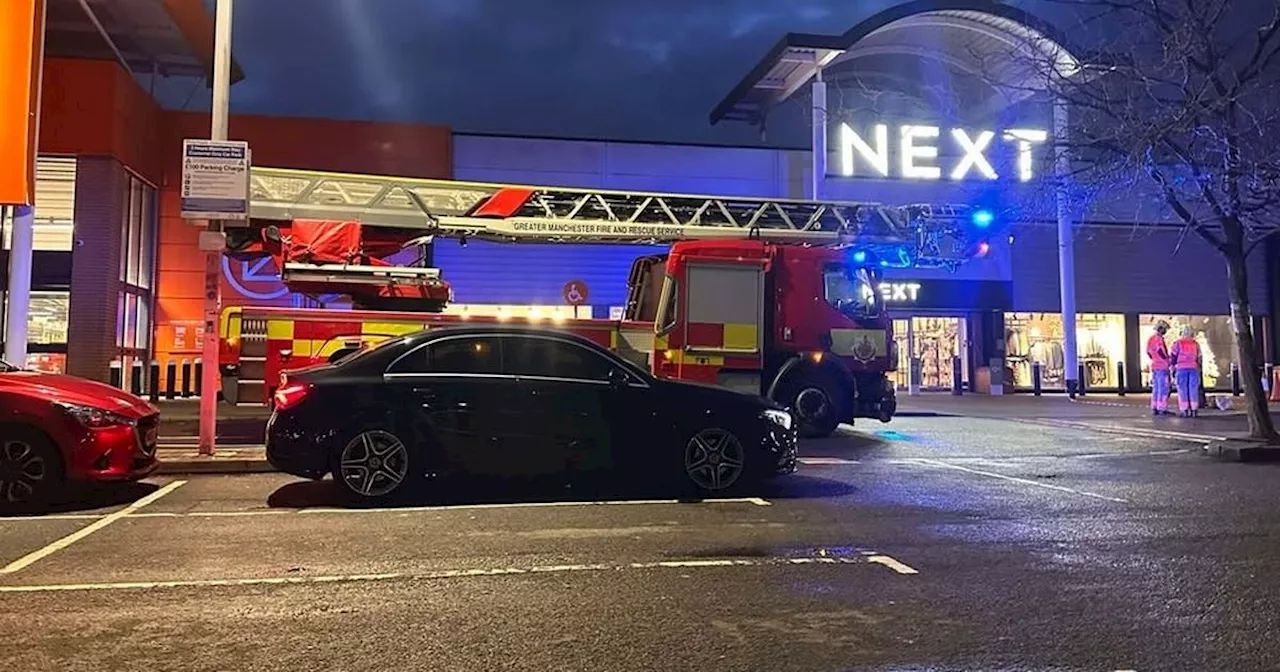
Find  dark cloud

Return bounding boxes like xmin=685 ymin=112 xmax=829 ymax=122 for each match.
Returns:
xmin=176 ymin=1 xmax=1099 ymax=145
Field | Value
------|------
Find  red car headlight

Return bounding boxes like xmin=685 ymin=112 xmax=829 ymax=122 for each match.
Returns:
xmin=54 ymin=401 xmax=133 ymax=428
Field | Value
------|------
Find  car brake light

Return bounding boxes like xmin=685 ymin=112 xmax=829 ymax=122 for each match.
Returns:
xmin=273 ymin=382 xmax=312 ymax=411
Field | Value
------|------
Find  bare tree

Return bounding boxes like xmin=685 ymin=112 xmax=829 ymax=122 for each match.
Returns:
xmin=972 ymin=0 xmax=1280 ymax=439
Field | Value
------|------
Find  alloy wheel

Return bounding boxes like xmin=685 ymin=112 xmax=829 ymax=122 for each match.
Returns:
xmin=338 ymin=430 xmax=409 ymax=498
xmin=0 ymin=439 xmax=47 ymax=504
xmin=684 ymin=428 xmax=745 ymax=492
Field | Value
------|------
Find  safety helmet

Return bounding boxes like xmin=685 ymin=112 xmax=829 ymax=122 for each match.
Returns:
xmin=1155 ymin=320 xmax=1169 ymax=335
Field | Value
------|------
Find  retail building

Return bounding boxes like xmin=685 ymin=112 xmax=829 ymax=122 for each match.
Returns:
xmin=2 ymin=0 xmax=1274 ymax=395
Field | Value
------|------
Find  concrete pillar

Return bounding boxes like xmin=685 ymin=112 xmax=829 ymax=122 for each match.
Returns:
xmin=1054 ymin=100 xmax=1078 ymax=396
xmin=3 ymin=205 xmax=34 ymax=366
xmin=810 ymin=72 xmax=827 ymax=200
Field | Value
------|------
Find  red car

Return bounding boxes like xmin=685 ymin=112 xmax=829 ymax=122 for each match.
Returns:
xmin=0 ymin=360 xmax=159 ymax=507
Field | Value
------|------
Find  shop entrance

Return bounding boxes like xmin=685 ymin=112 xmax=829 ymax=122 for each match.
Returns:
xmin=892 ymin=316 xmax=968 ymax=390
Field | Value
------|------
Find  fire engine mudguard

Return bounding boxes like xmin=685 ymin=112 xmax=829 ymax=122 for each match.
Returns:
xmin=767 ymin=356 xmax=896 ymax=437
xmin=766 ymin=356 xmax=853 ymax=439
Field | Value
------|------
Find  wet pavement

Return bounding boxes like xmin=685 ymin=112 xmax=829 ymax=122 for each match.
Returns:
xmin=3 ymin=416 xmax=1280 ymax=671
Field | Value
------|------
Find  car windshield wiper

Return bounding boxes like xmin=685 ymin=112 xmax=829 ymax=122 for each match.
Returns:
xmin=0 ymin=360 xmax=16 ymax=373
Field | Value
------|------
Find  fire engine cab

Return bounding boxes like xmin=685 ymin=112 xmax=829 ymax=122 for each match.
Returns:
xmin=220 ymin=167 xmax=992 ymax=437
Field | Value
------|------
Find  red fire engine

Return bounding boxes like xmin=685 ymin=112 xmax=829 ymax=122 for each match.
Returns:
xmin=220 ymin=167 xmax=989 ymax=437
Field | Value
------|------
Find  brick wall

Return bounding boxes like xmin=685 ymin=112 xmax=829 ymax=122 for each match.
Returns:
xmin=65 ymin=158 xmax=126 ymax=382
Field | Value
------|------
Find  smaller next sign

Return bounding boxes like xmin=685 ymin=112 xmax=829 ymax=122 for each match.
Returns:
xmin=181 ymin=139 xmax=251 ymax=221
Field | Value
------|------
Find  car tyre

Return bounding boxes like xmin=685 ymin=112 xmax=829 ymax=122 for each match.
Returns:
xmin=680 ymin=427 xmax=747 ymax=496
xmin=0 ymin=426 xmax=64 ymax=510
xmin=331 ymin=428 xmax=414 ymax=503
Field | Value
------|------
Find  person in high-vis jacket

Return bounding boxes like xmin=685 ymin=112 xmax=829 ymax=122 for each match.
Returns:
xmin=1146 ymin=321 xmax=1172 ymax=415
xmin=1170 ymin=326 xmax=1203 ymax=417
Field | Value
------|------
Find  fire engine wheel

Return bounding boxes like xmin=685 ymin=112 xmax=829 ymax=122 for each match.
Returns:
xmin=333 ymin=429 xmax=411 ymax=500
xmin=683 ymin=428 xmax=745 ymax=493
xmin=789 ymin=379 xmax=842 ymax=439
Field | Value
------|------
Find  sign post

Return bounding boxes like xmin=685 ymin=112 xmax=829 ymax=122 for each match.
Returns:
xmin=191 ymin=0 xmax=239 ymax=456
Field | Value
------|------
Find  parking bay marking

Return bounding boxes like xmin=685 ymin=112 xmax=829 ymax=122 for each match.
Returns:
xmin=0 ymin=480 xmax=187 ymax=575
xmin=0 ymin=552 xmax=919 ymax=594
xmin=798 ymin=457 xmax=860 ymax=466
xmin=904 ymin=458 xmax=1130 ymax=503
xmin=0 ymin=496 xmax=773 ymax=524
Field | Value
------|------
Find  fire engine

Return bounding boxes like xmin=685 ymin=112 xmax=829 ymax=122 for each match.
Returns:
xmin=219 ymin=167 xmax=992 ymax=437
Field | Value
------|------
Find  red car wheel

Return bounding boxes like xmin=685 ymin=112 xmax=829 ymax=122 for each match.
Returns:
xmin=0 ymin=427 xmax=64 ymax=507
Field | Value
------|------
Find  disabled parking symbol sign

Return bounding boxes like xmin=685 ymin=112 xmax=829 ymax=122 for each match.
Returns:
xmin=562 ymin=280 xmax=589 ymax=306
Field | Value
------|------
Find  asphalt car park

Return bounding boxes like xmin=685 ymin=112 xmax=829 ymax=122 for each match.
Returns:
xmin=3 ymin=416 xmax=1280 ymax=671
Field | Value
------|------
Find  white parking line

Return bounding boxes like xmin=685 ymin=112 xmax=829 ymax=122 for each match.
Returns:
xmin=906 ymin=458 xmax=1130 ymax=504
xmin=798 ymin=457 xmax=860 ymax=465
xmin=0 ymin=480 xmax=187 ymax=575
xmin=0 ymin=495 xmax=772 ymax=524
xmin=0 ymin=552 xmax=917 ymax=593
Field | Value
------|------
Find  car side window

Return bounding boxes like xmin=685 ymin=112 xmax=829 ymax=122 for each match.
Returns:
xmin=504 ymin=337 xmax=616 ymax=382
xmin=391 ymin=336 xmax=502 ymax=374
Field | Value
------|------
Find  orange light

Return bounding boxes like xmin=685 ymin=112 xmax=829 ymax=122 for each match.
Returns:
xmin=810 ymin=351 xmax=824 ymax=364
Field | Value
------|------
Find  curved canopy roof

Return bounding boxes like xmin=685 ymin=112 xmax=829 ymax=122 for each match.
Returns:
xmin=709 ymin=0 xmax=1084 ymax=126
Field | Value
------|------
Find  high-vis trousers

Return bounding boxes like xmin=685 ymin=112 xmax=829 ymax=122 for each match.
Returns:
xmin=1150 ymin=369 xmax=1170 ymax=411
xmin=1176 ymin=369 xmax=1201 ymax=411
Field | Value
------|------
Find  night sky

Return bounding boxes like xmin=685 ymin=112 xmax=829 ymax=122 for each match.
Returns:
xmin=174 ymin=1 xmax=1076 ymax=146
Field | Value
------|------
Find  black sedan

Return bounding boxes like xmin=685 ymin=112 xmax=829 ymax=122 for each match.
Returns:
xmin=265 ymin=325 xmax=797 ymax=500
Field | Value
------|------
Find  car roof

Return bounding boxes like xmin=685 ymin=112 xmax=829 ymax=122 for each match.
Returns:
xmin=413 ymin=324 xmax=603 ymax=347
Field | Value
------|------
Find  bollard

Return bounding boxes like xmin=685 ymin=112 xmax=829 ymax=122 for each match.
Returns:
xmin=908 ymin=357 xmax=922 ymax=397
xmin=181 ymin=359 xmax=192 ymax=398
xmin=194 ymin=359 xmax=202 ymax=397
xmin=1231 ymin=362 xmax=1241 ymax=397
xmin=130 ymin=359 xmax=143 ymax=396
xmin=148 ymin=360 xmax=160 ymax=403
xmin=951 ymin=356 xmax=963 ymax=396
xmin=165 ymin=360 xmax=177 ymax=400
xmin=1032 ymin=362 xmax=1043 ymax=396
xmin=109 ymin=360 xmax=123 ymax=389
xmin=1077 ymin=362 xmax=1087 ymax=397
xmin=1116 ymin=361 xmax=1126 ymax=396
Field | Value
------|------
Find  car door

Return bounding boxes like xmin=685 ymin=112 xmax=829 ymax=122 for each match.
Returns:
xmin=385 ymin=335 xmax=522 ymax=478
xmin=504 ymin=335 xmax=655 ymax=478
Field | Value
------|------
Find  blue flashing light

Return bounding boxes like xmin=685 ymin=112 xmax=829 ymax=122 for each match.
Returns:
xmin=879 ymin=260 xmax=889 ymax=267
xmin=972 ymin=209 xmax=994 ymax=229
xmin=852 ymin=250 xmax=867 ymax=264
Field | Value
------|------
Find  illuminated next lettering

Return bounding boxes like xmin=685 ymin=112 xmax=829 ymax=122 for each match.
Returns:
xmin=836 ymin=122 xmax=1048 ymax=181
xmin=900 ymin=125 xmax=941 ymax=180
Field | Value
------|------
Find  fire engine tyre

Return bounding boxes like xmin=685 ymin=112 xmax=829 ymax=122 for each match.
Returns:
xmin=681 ymin=427 xmax=747 ymax=495
xmin=332 ymin=429 xmax=414 ymax=501
xmin=0 ymin=425 xmax=64 ymax=510
xmin=785 ymin=376 xmax=843 ymax=439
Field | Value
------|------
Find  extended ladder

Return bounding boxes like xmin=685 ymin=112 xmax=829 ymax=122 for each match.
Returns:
xmin=248 ymin=167 xmax=981 ymax=259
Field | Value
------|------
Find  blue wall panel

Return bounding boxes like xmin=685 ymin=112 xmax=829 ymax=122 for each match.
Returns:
xmin=433 ymin=239 xmax=668 ymax=309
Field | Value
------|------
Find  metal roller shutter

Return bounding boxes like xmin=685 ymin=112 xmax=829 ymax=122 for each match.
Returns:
xmin=434 ymin=239 xmax=668 ymax=313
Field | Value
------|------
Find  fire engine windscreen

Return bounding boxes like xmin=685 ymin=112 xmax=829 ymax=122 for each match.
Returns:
xmin=824 ymin=264 xmax=883 ymax=319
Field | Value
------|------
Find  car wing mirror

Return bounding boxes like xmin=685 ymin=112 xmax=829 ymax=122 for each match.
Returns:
xmin=608 ymin=368 xmax=630 ymax=388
